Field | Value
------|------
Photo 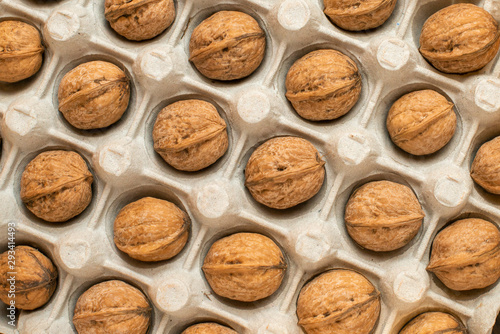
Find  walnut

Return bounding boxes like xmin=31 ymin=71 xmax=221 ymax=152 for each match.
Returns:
xmin=189 ymin=11 xmax=266 ymax=81
xmin=153 ymin=99 xmax=228 ymax=171
xmin=20 ymin=150 xmax=93 ymax=223
xmin=0 ymin=246 xmax=57 ymax=310
xmin=285 ymin=49 xmax=361 ymax=121
xmin=73 ymin=280 xmax=151 ymax=334
xmin=0 ymin=20 xmax=44 ymax=83
xmin=297 ymin=269 xmax=380 ymax=334
xmin=245 ymin=137 xmax=325 ymax=209
xmin=345 ymin=180 xmax=424 ymax=252
xmin=427 ymin=218 xmax=500 ymax=291
xmin=58 ymin=60 xmax=130 ymax=130
xmin=202 ymin=233 xmax=286 ymax=302
xmin=471 ymin=136 xmax=500 ymax=194
xmin=324 ymin=0 xmax=397 ymax=31
xmin=114 ymin=197 xmax=190 ymax=262
xmin=399 ymin=311 xmax=467 ymax=334
xmin=104 ymin=0 xmax=175 ymax=41
xmin=419 ymin=4 xmax=500 ymax=74
xmin=182 ymin=323 xmax=238 ymax=334
xmin=386 ymin=90 xmax=456 ymax=156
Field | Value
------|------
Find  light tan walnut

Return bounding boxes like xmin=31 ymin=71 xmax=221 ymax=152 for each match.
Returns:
xmin=399 ymin=311 xmax=467 ymax=334
xmin=471 ymin=136 xmax=500 ymax=194
xmin=324 ymin=0 xmax=397 ymax=31
xmin=182 ymin=323 xmax=238 ymax=334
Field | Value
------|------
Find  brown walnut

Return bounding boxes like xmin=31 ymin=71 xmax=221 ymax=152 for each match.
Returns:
xmin=189 ymin=11 xmax=266 ymax=81
xmin=153 ymin=99 xmax=228 ymax=171
xmin=297 ymin=269 xmax=381 ymax=334
xmin=399 ymin=311 xmax=467 ymax=334
xmin=419 ymin=4 xmax=500 ymax=74
xmin=20 ymin=150 xmax=93 ymax=223
xmin=427 ymin=218 xmax=500 ymax=291
xmin=202 ymin=233 xmax=286 ymax=302
xmin=0 ymin=20 xmax=44 ymax=83
xmin=324 ymin=0 xmax=397 ymax=31
xmin=285 ymin=49 xmax=361 ymax=121
xmin=386 ymin=90 xmax=456 ymax=156
xmin=471 ymin=136 xmax=500 ymax=194
xmin=182 ymin=323 xmax=238 ymax=334
xmin=105 ymin=0 xmax=175 ymax=41
xmin=0 ymin=246 xmax=57 ymax=310
xmin=58 ymin=60 xmax=130 ymax=130
xmin=114 ymin=197 xmax=190 ymax=262
xmin=73 ymin=280 xmax=151 ymax=334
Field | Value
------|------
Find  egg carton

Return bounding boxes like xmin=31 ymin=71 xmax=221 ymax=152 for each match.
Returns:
xmin=1 ymin=0 xmax=500 ymax=333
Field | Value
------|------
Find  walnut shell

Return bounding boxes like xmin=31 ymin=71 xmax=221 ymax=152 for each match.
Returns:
xmin=189 ymin=11 xmax=266 ymax=81
xmin=0 ymin=20 xmax=44 ymax=83
xmin=297 ymin=269 xmax=381 ymax=334
xmin=245 ymin=137 xmax=325 ymax=209
xmin=182 ymin=323 xmax=238 ymax=334
xmin=285 ymin=49 xmax=361 ymax=121
xmin=202 ymin=233 xmax=286 ymax=302
xmin=324 ymin=0 xmax=397 ymax=31
xmin=73 ymin=280 xmax=151 ymax=334
xmin=399 ymin=311 xmax=467 ymax=334
xmin=427 ymin=218 xmax=500 ymax=291
xmin=153 ymin=99 xmax=228 ymax=171
xmin=419 ymin=4 xmax=500 ymax=74
xmin=20 ymin=150 xmax=93 ymax=223
xmin=105 ymin=0 xmax=175 ymax=41
xmin=471 ymin=136 xmax=500 ymax=194
xmin=114 ymin=197 xmax=190 ymax=262
xmin=345 ymin=180 xmax=424 ymax=252
xmin=58 ymin=60 xmax=130 ymax=130
xmin=0 ymin=246 xmax=57 ymax=310
xmin=386 ymin=90 xmax=456 ymax=156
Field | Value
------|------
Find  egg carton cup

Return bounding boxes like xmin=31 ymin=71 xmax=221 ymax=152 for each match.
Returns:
xmin=1 ymin=0 xmax=500 ymax=333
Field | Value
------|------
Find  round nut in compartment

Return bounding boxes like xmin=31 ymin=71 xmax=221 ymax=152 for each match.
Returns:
xmin=0 ymin=246 xmax=58 ymax=310
xmin=323 ymin=0 xmax=398 ymax=31
xmin=113 ymin=197 xmax=190 ymax=262
xmin=471 ymin=136 xmax=500 ymax=195
xmin=419 ymin=3 xmax=500 ymax=74
xmin=0 ymin=20 xmax=44 ymax=83
xmin=386 ymin=90 xmax=456 ymax=156
xmin=297 ymin=269 xmax=381 ymax=334
xmin=73 ymin=280 xmax=151 ymax=334
xmin=345 ymin=180 xmax=425 ymax=252
xmin=182 ymin=322 xmax=238 ymax=334
xmin=399 ymin=311 xmax=467 ymax=334
xmin=189 ymin=11 xmax=266 ymax=81
xmin=202 ymin=232 xmax=287 ymax=302
xmin=104 ymin=0 xmax=175 ymax=41
xmin=245 ymin=136 xmax=325 ymax=209
xmin=285 ymin=49 xmax=362 ymax=121
xmin=427 ymin=218 xmax=500 ymax=291
xmin=58 ymin=60 xmax=130 ymax=130
xmin=20 ymin=150 xmax=93 ymax=223
xmin=153 ymin=99 xmax=229 ymax=172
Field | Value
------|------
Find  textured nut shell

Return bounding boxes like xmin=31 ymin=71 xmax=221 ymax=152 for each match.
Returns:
xmin=73 ymin=280 xmax=151 ymax=334
xmin=245 ymin=137 xmax=325 ymax=209
xmin=386 ymin=90 xmax=456 ymax=156
xmin=182 ymin=323 xmax=238 ymax=334
xmin=202 ymin=233 xmax=286 ymax=302
xmin=399 ymin=312 xmax=467 ymax=334
xmin=297 ymin=269 xmax=381 ymax=334
xmin=114 ymin=197 xmax=190 ymax=262
xmin=324 ymin=0 xmax=397 ymax=31
xmin=0 ymin=20 xmax=43 ymax=83
xmin=345 ymin=180 xmax=424 ymax=252
xmin=427 ymin=218 xmax=500 ymax=291
xmin=153 ymin=99 xmax=228 ymax=171
xmin=58 ymin=60 xmax=130 ymax=129
xmin=105 ymin=0 xmax=175 ymax=41
xmin=20 ymin=151 xmax=93 ymax=223
xmin=285 ymin=49 xmax=361 ymax=121
xmin=419 ymin=4 xmax=500 ymax=74
xmin=471 ymin=136 xmax=500 ymax=194
xmin=0 ymin=246 xmax=57 ymax=310
xmin=189 ymin=11 xmax=266 ymax=81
